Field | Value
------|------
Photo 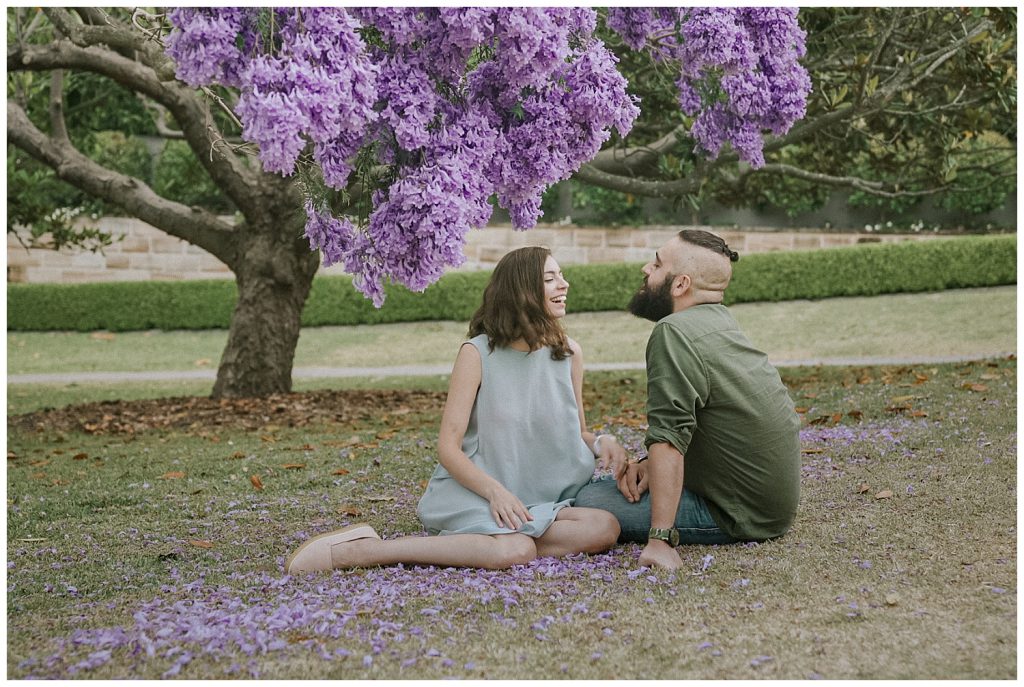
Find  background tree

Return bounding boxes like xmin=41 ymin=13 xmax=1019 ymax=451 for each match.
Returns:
xmin=8 ymin=7 xmax=319 ymax=397
xmin=582 ymin=7 xmax=1015 ymax=222
xmin=8 ymin=7 xmax=810 ymax=397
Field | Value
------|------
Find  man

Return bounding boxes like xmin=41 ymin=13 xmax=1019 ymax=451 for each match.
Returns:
xmin=575 ymin=229 xmax=800 ymax=570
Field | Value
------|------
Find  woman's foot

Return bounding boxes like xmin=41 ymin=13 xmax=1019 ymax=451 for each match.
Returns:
xmin=285 ymin=523 xmax=380 ymax=573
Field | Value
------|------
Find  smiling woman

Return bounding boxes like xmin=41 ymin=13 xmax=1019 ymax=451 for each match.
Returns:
xmin=285 ymin=246 xmax=626 ymax=573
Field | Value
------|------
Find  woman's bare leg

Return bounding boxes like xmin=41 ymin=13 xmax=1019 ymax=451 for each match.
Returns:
xmin=332 ymin=532 xmax=537 ymax=570
xmin=534 ymin=507 xmax=620 ymax=558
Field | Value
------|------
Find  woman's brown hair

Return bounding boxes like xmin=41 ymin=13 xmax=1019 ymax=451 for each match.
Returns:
xmin=468 ymin=246 xmax=572 ymax=360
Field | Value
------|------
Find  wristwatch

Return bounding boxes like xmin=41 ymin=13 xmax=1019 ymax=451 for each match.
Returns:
xmin=648 ymin=527 xmax=680 ymax=547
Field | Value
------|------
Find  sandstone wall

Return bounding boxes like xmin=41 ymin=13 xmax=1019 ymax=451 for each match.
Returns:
xmin=7 ymin=217 xmax=949 ymax=284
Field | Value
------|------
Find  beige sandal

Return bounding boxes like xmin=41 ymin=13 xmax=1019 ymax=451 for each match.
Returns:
xmin=285 ymin=523 xmax=380 ymax=574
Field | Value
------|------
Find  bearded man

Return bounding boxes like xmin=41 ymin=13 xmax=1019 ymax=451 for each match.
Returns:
xmin=575 ymin=229 xmax=801 ymax=570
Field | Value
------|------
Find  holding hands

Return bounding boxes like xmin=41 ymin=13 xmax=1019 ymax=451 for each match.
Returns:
xmin=616 ymin=460 xmax=649 ymax=504
xmin=594 ymin=434 xmax=649 ymax=503
xmin=594 ymin=434 xmax=629 ymax=479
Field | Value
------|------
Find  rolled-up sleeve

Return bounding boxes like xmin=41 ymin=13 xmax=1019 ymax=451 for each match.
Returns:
xmin=644 ymin=321 xmax=709 ymax=456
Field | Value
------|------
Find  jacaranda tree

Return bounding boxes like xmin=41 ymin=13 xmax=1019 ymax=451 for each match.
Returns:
xmin=562 ymin=8 xmax=1014 ymax=223
xmin=9 ymin=7 xmax=813 ymax=396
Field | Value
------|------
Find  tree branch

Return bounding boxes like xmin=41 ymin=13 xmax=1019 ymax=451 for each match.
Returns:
xmin=48 ymin=69 xmax=70 ymax=144
xmin=8 ymin=99 xmax=239 ymax=267
xmin=8 ymin=38 xmax=260 ymax=214
xmin=44 ymin=7 xmax=176 ymax=78
xmin=758 ymin=17 xmax=992 ymax=163
xmin=853 ymin=9 xmax=902 ymax=108
xmin=736 ymin=163 xmax=984 ymax=200
xmin=14 ymin=7 xmax=47 ymax=44
xmin=575 ymin=163 xmax=701 ymax=198
xmin=590 ymin=124 xmax=689 ymax=175
xmin=71 ymin=7 xmax=110 ymax=27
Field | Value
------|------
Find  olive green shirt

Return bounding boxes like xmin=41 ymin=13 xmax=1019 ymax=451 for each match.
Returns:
xmin=645 ymin=304 xmax=800 ymax=541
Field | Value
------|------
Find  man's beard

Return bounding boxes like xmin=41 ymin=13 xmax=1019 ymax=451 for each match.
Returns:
xmin=628 ymin=275 xmax=675 ymax=322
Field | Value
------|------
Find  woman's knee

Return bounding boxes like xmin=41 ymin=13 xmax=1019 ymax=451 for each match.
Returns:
xmin=574 ymin=508 xmax=621 ymax=551
xmin=487 ymin=535 xmax=536 ymax=569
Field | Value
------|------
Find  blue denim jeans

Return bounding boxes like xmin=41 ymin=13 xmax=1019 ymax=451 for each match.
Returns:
xmin=574 ymin=475 xmax=737 ymax=546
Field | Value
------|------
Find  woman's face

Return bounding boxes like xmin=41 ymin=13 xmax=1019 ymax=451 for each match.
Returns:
xmin=542 ymin=255 xmax=569 ymax=319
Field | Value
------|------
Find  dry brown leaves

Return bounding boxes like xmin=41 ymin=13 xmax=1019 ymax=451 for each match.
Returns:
xmin=9 ymin=389 xmax=447 ymax=436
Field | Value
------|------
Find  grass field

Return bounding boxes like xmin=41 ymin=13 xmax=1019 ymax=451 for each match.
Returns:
xmin=8 ymin=286 xmax=1016 ymax=375
xmin=6 ymin=354 xmax=1017 ymax=679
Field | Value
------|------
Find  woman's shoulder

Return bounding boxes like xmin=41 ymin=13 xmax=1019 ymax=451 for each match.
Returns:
xmin=567 ymin=336 xmax=582 ymax=356
xmin=464 ymin=333 xmax=490 ymax=350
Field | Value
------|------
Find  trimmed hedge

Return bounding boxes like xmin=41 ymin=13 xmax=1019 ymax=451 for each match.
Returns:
xmin=723 ymin=234 xmax=1017 ymax=304
xmin=7 ymin=235 xmax=1015 ymax=332
xmin=7 ymin=279 xmax=238 ymax=332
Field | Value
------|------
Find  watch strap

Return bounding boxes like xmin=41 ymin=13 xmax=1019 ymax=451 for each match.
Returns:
xmin=648 ymin=527 xmax=680 ymax=547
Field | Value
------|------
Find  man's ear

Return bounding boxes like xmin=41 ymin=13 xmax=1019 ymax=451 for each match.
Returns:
xmin=672 ymin=273 xmax=691 ymax=296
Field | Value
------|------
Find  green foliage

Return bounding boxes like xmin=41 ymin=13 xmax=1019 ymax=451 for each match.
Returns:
xmin=6 ymin=147 xmax=106 ymax=251
xmin=152 ymin=140 xmax=234 ymax=213
xmin=938 ymin=131 xmax=1017 ymax=215
xmin=589 ymin=7 xmax=1017 ymax=226
xmin=8 ymin=280 xmax=239 ymax=332
xmin=8 ymin=236 xmax=1015 ymax=332
xmin=724 ymin=235 xmax=1017 ymax=305
xmin=85 ymin=132 xmax=151 ymax=181
xmin=76 ymin=131 xmax=154 ymax=216
xmin=7 ymin=131 xmax=154 ymax=251
xmin=568 ymin=182 xmax=646 ymax=226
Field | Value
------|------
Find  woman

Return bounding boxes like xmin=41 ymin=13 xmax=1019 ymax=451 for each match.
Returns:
xmin=286 ymin=246 xmax=628 ymax=572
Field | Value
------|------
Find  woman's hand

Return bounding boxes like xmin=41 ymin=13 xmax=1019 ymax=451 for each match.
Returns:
xmin=596 ymin=435 xmax=630 ymax=479
xmin=486 ymin=484 xmax=534 ymax=530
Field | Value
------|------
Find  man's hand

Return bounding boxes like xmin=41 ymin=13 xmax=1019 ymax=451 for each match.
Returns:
xmin=616 ymin=461 xmax=649 ymax=503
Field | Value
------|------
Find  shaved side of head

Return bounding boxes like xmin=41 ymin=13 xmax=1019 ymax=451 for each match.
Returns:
xmin=665 ymin=230 xmax=737 ymax=304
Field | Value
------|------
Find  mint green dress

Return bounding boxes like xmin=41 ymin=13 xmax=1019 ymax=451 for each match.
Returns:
xmin=417 ymin=334 xmax=596 ymax=537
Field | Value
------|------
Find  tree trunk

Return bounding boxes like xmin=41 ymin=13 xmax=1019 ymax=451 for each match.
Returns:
xmin=213 ymin=224 xmax=320 ymax=398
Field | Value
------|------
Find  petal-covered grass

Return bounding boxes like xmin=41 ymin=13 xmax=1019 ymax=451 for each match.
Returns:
xmin=6 ymin=360 xmax=1016 ymax=679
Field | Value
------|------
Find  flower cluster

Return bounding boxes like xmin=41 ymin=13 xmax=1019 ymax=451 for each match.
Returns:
xmin=168 ymin=8 xmax=378 ymax=185
xmin=166 ymin=7 xmax=804 ymax=305
xmin=487 ymin=44 xmax=639 ymax=228
xmin=164 ymin=8 xmax=255 ymax=89
xmin=606 ymin=7 xmax=811 ymax=168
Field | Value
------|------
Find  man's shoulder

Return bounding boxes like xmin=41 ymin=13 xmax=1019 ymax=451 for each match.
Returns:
xmin=658 ymin=304 xmax=737 ymax=334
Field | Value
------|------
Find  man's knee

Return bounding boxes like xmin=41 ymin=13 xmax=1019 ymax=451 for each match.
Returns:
xmin=574 ymin=478 xmax=619 ymax=510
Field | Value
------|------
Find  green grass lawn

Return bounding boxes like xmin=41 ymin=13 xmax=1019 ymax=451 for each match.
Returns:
xmin=6 ymin=357 xmax=1016 ymax=679
xmin=8 ymin=286 xmax=1017 ymax=374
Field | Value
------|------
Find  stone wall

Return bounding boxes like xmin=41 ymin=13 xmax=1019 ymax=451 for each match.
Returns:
xmin=7 ymin=216 xmax=952 ymax=284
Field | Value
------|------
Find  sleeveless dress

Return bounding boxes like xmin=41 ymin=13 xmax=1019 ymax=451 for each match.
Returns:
xmin=417 ymin=334 xmax=596 ymax=537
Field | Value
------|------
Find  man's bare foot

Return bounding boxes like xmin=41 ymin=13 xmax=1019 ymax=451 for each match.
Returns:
xmin=638 ymin=541 xmax=683 ymax=570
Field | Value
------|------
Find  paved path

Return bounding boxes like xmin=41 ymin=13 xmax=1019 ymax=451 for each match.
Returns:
xmin=7 ymin=352 xmax=1014 ymax=385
